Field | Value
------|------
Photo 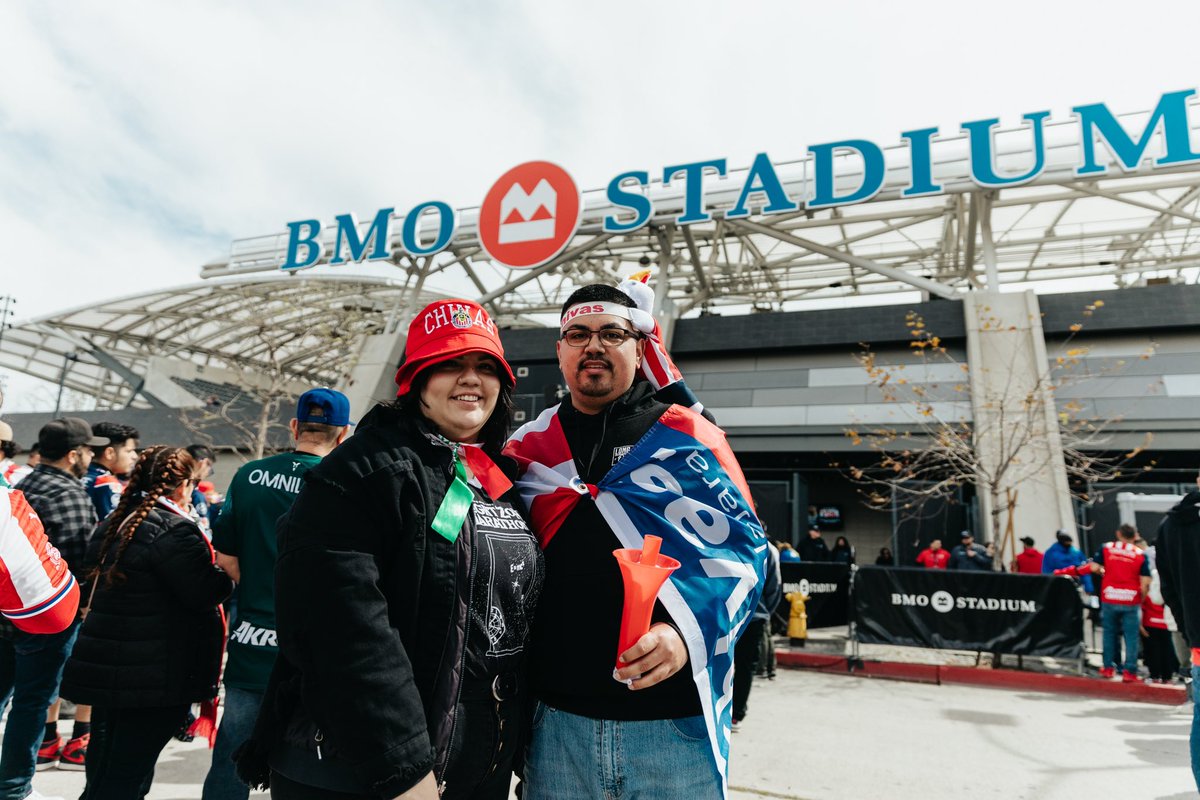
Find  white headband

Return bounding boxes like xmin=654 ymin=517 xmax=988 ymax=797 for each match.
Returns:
xmin=560 ymin=301 xmax=634 ymax=329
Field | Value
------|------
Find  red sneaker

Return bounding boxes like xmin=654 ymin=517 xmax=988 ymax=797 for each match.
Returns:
xmin=59 ymin=734 xmax=87 ymax=771
xmin=1122 ymin=670 xmax=1140 ymax=684
xmin=1098 ymin=667 xmax=1115 ymax=679
xmin=35 ymin=735 xmax=61 ymax=770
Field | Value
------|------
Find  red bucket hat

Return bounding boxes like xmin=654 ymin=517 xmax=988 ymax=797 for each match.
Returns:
xmin=394 ymin=299 xmax=515 ymax=395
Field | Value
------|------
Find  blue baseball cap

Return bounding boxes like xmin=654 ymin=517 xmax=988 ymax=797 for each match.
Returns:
xmin=296 ymin=388 xmax=352 ymax=427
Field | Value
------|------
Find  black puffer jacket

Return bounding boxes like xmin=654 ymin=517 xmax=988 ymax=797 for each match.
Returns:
xmin=237 ymin=404 xmax=518 ymax=799
xmin=1157 ymin=490 xmax=1200 ymax=647
xmin=62 ymin=504 xmax=233 ymax=707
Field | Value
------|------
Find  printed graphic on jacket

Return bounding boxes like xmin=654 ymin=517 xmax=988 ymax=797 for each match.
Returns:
xmin=466 ymin=500 xmax=542 ymax=677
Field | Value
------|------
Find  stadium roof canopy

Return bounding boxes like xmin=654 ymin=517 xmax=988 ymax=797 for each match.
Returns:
xmin=0 ymin=276 xmax=449 ymax=409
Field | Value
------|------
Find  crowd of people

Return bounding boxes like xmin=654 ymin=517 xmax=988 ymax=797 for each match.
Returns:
xmin=3 ymin=277 xmax=1200 ymax=796
xmin=0 ymin=282 xmax=770 ymax=800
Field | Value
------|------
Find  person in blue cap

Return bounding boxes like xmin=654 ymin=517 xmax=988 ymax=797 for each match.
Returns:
xmin=202 ymin=388 xmax=351 ymax=800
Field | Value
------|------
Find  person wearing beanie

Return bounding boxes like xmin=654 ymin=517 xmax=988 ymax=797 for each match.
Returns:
xmin=1041 ymin=529 xmax=1093 ymax=593
xmin=236 ymin=299 xmax=543 ymax=800
xmin=505 ymin=283 xmax=766 ymax=800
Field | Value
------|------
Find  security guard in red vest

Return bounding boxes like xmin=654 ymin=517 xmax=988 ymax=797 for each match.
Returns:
xmin=1089 ymin=524 xmax=1151 ymax=681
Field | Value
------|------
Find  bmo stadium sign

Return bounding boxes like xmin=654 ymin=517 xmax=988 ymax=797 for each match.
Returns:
xmin=853 ymin=566 xmax=1083 ymax=658
xmin=891 ymin=589 xmax=1038 ymax=614
xmin=778 ymin=562 xmax=851 ymax=629
xmin=282 ymin=89 xmax=1200 ymax=272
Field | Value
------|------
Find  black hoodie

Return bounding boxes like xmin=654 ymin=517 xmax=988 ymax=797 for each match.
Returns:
xmin=1155 ymin=489 xmax=1200 ymax=648
xmin=529 ymin=382 xmax=702 ymax=721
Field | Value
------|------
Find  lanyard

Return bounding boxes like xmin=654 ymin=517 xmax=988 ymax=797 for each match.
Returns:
xmin=430 ymin=446 xmax=473 ymax=544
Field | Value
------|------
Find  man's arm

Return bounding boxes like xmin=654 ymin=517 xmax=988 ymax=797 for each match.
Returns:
xmin=215 ymin=551 xmax=240 ymax=583
xmin=210 ymin=476 xmax=241 ymax=581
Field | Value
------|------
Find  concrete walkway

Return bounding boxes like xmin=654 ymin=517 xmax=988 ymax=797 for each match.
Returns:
xmin=27 ymin=667 xmax=1196 ymax=799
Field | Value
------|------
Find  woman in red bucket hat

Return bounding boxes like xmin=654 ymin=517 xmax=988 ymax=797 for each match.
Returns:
xmin=236 ymin=299 xmax=543 ymax=800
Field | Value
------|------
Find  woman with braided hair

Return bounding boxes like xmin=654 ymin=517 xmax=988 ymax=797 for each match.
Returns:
xmin=61 ymin=445 xmax=233 ymax=800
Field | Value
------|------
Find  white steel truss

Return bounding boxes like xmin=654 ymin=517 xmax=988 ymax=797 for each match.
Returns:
xmin=0 ymin=276 xmax=451 ymax=409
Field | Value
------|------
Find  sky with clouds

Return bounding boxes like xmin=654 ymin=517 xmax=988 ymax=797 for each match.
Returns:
xmin=2 ymin=0 xmax=1199 ymax=408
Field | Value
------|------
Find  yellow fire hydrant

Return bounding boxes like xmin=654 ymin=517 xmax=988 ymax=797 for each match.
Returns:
xmin=785 ymin=591 xmax=808 ymax=648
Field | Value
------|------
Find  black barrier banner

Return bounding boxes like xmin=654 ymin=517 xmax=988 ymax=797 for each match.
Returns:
xmin=852 ymin=566 xmax=1083 ymax=659
xmin=774 ymin=562 xmax=851 ymax=630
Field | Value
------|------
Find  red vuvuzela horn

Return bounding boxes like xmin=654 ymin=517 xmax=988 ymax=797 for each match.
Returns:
xmin=613 ymin=535 xmax=681 ymax=675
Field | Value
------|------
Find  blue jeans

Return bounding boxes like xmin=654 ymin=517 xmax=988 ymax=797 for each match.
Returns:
xmin=0 ymin=621 xmax=79 ymax=800
xmin=1100 ymin=602 xmax=1140 ymax=673
xmin=1191 ymin=664 xmax=1200 ymax=793
xmin=201 ymin=686 xmax=263 ymax=800
xmin=523 ymin=702 xmax=722 ymax=800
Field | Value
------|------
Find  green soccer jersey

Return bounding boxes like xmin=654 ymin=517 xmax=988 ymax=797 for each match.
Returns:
xmin=213 ymin=450 xmax=321 ymax=691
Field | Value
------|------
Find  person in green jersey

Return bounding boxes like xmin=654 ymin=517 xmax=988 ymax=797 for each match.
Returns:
xmin=202 ymin=388 xmax=350 ymax=800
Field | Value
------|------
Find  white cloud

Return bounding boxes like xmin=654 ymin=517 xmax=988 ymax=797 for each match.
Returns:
xmin=2 ymin=0 xmax=1199 ymax=407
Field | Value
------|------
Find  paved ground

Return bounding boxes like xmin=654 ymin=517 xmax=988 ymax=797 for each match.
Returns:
xmin=27 ymin=668 xmax=1196 ymax=799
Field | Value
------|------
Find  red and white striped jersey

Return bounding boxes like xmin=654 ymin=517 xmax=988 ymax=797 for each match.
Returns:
xmin=0 ymin=459 xmax=31 ymax=489
xmin=0 ymin=486 xmax=79 ymax=634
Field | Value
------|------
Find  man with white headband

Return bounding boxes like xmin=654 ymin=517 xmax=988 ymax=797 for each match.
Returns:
xmin=506 ymin=283 xmax=766 ymax=799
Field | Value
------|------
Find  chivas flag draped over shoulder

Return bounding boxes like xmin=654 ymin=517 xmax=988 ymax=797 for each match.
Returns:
xmin=504 ymin=404 xmax=767 ymax=796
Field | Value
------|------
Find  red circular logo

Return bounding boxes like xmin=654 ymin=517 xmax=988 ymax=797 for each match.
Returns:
xmin=478 ymin=161 xmax=582 ymax=270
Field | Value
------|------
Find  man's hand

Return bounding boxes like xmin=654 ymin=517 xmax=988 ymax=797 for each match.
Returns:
xmin=392 ymin=771 xmax=438 ymax=800
xmin=615 ymin=623 xmax=689 ymax=690
xmin=215 ymin=552 xmax=240 ymax=583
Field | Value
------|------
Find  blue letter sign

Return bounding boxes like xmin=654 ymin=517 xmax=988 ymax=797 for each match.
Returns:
xmin=282 ymin=219 xmax=323 ymax=271
xmin=1074 ymin=89 xmax=1200 ymax=176
xmin=604 ymin=171 xmax=654 ymax=233
xmin=808 ymin=140 xmax=885 ymax=209
xmin=330 ymin=208 xmax=394 ymax=265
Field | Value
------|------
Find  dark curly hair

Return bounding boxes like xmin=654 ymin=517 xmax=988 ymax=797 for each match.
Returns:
xmin=392 ymin=361 xmax=514 ymax=457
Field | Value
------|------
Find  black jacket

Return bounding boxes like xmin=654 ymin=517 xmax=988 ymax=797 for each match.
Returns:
xmin=61 ymin=504 xmax=232 ymax=707
xmin=1157 ymin=490 xmax=1200 ymax=647
xmin=949 ymin=543 xmax=994 ymax=571
xmin=797 ymin=535 xmax=830 ymax=563
xmin=238 ymin=404 xmax=516 ymax=798
xmin=530 ymin=382 xmax=701 ymax=720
